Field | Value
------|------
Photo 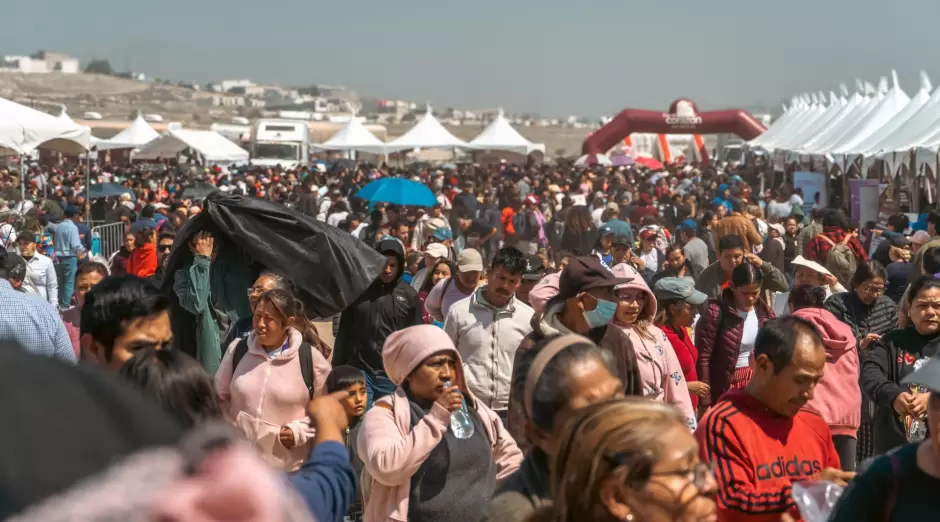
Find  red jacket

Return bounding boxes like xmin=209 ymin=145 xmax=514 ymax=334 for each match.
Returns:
xmin=661 ymin=324 xmax=699 ymax=408
xmin=127 ymin=243 xmax=158 ymax=279
xmin=696 ymin=389 xmax=840 ymax=522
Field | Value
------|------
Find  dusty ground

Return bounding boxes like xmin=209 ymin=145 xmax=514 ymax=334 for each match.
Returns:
xmin=314 ymin=321 xmax=335 ymax=350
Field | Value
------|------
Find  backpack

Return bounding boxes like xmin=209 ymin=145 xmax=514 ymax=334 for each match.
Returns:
xmin=512 ymin=211 xmax=533 ymax=240
xmin=818 ymin=234 xmax=858 ymax=288
xmin=231 ymin=337 xmax=316 ymax=399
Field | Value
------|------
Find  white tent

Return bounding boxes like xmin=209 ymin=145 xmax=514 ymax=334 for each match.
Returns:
xmin=796 ymin=81 xmax=883 ymax=154
xmin=468 ymin=109 xmax=545 ymax=154
xmin=842 ymin=72 xmax=932 ymax=157
xmin=823 ymin=73 xmax=911 ymax=157
xmin=778 ymin=88 xmax=867 ymax=153
xmin=134 ymin=129 xmax=249 ymax=164
xmin=384 ymin=106 xmax=468 ymax=153
xmin=0 ymin=97 xmax=92 ymax=155
xmin=747 ymin=96 xmax=809 ymax=150
xmin=95 ymin=113 xmax=159 ymax=151
xmin=757 ymin=96 xmax=831 ymax=151
xmin=313 ymin=116 xmax=387 ymax=154
xmin=57 ymin=106 xmax=99 ymax=147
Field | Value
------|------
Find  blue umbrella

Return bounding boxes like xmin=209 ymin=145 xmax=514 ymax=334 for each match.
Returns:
xmin=80 ymin=182 xmax=135 ymax=200
xmin=354 ymin=178 xmax=437 ymax=207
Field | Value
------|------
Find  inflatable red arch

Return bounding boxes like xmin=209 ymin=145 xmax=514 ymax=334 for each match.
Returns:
xmin=582 ymin=99 xmax=767 ymax=159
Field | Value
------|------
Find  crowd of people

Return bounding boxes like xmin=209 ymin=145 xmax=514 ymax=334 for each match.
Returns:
xmin=2 ymin=157 xmax=940 ymax=521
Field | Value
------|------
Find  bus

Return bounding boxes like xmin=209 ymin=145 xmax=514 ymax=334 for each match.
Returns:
xmin=250 ymin=119 xmax=309 ymax=169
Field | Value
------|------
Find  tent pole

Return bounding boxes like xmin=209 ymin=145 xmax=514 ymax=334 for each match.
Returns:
xmin=85 ymin=151 xmax=91 ymax=223
xmin=20 ymin=155 xmax=26 ymax=203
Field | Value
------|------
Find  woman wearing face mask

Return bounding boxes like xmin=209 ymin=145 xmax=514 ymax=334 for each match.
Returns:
xmin=607 ymin=263 xmax=696 ymax=429
xmin=215 ymin=289 xmax=332 ymax=471
xmin=861 ymin=276 xmax=940 ymax=456
xmin=694 ymin=263 xmax=775 ymax=410
xmin=357 ymin=324 xmax=522 ymax=522
xmin=831 ymin=352 xmax=940 ymax=521
xmin=654 ymin=277 xmax=710 ymax=411
xmin=484 ymin=335 xmax=624 ymax=522
xmin=530 ymin=398 xmax=718 ymax=522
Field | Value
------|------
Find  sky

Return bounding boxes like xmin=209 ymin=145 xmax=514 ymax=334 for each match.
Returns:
xmin=4 ymin=0 xmax=940 ymax=117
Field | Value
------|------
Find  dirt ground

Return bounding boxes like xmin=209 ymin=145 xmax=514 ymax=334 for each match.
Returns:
xmin=314 ymin=321 xmax=335 ymax=349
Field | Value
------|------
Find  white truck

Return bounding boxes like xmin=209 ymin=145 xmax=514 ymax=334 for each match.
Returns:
xmin=250 ymin=119 xmax=309 ymax=169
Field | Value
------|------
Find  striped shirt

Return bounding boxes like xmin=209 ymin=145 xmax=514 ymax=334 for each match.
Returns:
xmin=0 ymin=279 xmax=76 ymax=362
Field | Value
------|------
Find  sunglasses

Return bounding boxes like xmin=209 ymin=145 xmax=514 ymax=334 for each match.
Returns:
xmin=158 ymin=244 xmax=173 ymax=252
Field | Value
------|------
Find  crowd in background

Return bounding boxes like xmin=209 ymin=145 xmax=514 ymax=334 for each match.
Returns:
xmin=2 ymin=156 xmax=940 ymax=521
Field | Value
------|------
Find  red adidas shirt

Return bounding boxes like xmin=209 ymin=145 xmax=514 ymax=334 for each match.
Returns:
xmin=695 ymin=389 xmax=840 ymax=522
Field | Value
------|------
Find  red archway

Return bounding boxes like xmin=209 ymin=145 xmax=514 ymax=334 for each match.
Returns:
xmin=582 ymin=99 xmax=767 ymax=159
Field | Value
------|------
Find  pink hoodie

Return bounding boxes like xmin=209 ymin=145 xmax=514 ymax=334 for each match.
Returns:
xmin=215 ymin=328 xmax=331 ymax=471
xmin=357 ymin=324 xmax=522 ymax=522
xmin=608 ymin=264 xmax=697 ymax=430
xmin=792 ymin=307 xmax=861 ymax=437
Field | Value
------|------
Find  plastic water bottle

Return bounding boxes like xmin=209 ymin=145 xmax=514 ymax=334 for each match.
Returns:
xmin=792 ymin=481 xmax=844 ymax=522
xmin=443 ymin=380 xmax=474 ymax=439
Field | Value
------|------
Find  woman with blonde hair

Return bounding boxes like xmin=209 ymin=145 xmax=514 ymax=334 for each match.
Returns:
xmin=532 ymin=398 xmax=717 ymax=522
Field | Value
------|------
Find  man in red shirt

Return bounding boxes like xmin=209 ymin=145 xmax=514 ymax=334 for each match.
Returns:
xmin=696 ymin=316 xmax=854 ymax=521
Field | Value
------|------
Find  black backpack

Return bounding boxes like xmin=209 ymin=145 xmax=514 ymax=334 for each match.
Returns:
xmin=231 ymin=337 xmax=315 ymax=399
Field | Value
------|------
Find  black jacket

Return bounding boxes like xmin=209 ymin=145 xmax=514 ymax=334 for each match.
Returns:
xmin=825 ymin=292 xmax=898 ymax=346
xmin=861 ymin=328 xmax=940 ymax=454
xmin=334 ymin=239 xmax=423 ymax=377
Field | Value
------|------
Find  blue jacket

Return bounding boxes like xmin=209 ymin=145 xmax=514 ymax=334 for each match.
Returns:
xmin=288 ymin=441 xmax=356 ymax=522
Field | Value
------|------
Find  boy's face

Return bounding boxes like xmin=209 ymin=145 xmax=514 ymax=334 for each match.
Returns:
xmin=341 ymin=382 xmax=367 ymax=418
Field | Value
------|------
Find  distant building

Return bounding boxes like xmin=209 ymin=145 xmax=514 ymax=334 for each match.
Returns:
xmin=219 ymin=79 xmax=255 ymax=92
xmin=0 ymin=50 xmax=79 ymax=74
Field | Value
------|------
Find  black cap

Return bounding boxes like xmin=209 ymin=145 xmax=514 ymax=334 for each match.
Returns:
xmin=557 ymin=256 xmax=632 ymax=300
xmin=522 ymin=254 xmax=547 ymax=281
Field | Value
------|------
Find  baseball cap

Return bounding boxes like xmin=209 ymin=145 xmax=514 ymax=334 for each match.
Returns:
xmin=639 ymin=228 xmax=658 ymax=241
xmin=557 ymin=256 xmax=632 ymax=301
xmin=606 ymin=202 xmax=620 ymax=213
xmin=456 ymin=248 xmax=484 ymax=273
xmin=599 ymin=219 xmax=631 ymax=237
xmin=427 ymin=217 xmax=448 ymax=231
xmin=677 ymin=219 xmax=697 ymax=232
xmin=433 ymin=227 xmax=454 ymax=241
xmin=522 ymin=254 xmax=547 ymax=281
xmin=653 ymin=277 xmax=707 ymax=305
xmin=424 ymin=243 xmax=449 ymax=259
xmin=524 ymin=194 xmax=539 ymax=206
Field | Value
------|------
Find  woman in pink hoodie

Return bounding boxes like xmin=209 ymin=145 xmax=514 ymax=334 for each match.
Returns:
xmin=790 ymin=285 xmax=861 ymax=471
xmin=357 ymin=324 xmax=522 ymax=522
xmin=606 ymin=263 xmax=697 ymax=430
xmin=215 ymin=289 xmax=331 ymax=472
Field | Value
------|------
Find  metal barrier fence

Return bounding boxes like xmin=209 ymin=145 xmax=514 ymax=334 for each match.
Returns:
xmin=92 ymin=222 xmax=127 ymax=260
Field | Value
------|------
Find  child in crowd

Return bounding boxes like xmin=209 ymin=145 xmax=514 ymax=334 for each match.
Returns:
xmin=326 ymin=365 xmax=368 ymax=522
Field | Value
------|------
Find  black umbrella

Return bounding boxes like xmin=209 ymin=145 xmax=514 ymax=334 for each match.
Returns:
xmin=162 ymin=192 xmax=387 ymax=352
xmin=180 ymin=182 xmax=219 ymax=200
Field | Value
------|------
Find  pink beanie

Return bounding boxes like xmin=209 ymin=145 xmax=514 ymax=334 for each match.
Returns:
xmin=382 ymin=325 xmax=465 ymax=385
xmin=529 ymin=272 xmax=561 ymax=315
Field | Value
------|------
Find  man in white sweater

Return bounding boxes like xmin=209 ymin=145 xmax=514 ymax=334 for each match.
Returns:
xmin=16 ymin=232 xmax=58 ymax=307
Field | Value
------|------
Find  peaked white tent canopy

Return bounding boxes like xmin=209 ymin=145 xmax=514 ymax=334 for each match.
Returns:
xmin=0 ymin=97 xmax=92 ymax=155
xmin=842 ymin=72 xmax=932 ymax=157
xmin=134 ymin=129 xmax=249 ymax=164
xmin=57 ymin=106 xmax=100 ymax=147
xmin=746 ymin=96 xmax=811 ymax=149
xmin=777 ymin=90 xmax=867 ymax=153
xmin=468 ymin=109 xmax=545 ymax=154
xmin=384 ymin=106 xmax=468 ymax=153
xmin=755 ymin=97 xmax=831 ymax=151
xmin=313 ymin=116 xmax=387 ymax=154
xmin=95 ymin=113 xmax=159 ymax=151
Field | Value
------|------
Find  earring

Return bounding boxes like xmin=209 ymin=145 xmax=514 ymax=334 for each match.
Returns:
xmin=624 ymin=515 xmax=634 ymax=522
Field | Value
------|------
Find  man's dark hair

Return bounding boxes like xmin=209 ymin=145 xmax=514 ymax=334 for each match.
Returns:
xmin=140 ymin=205 xmax=156 ymax=219
xmin=75 ymin=260 xmax=109 ymax=282
xmin=754 ymin=316 xmax=823 ymax=375
xmin=718 ymin=234 xmax=746 ymax=253
xmin=923 ymin=247 xmax=940 ymax=275
xmin=326 ymin=365 xmax=366 ymax=394
xmin=731 ymin=198 xmax=746 ymax=213
xmin=80 ymin=275 xmax=170 ymax=361
xmin=927 ymin=211 xmax=940 ymax=232
xmin=887 ymin=213 xmax=910 ymax=233
xmin=491 ymin=247 xmax=527 ymax=275
xmin=822 ymin=209 xmax=850 ymax=230
xmin=157 ymin=231 xmax=176 ymax=244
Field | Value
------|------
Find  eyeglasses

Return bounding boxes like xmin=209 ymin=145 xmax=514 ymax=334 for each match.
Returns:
xmin=247 ymin=286 xmax=266 ymax=297
xmin=860 ymin=283 xmax=885 ymax=295
xmin=605 ymin=452 xmax=714 ymax=490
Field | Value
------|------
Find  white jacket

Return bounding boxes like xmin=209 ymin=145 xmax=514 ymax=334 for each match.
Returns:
xmin=21 ymin=252 xmax=58 ymax=306
xmin=443 ymin=288 xmax=534 ymax=411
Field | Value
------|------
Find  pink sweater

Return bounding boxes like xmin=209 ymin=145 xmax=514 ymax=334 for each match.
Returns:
xmin=357 ymin=325 xmax=522 ymax=522
xmin=215 ymin=328 xmax=331 ymax=471
xmin=792 ymin=308 xmax=861 ymax=437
